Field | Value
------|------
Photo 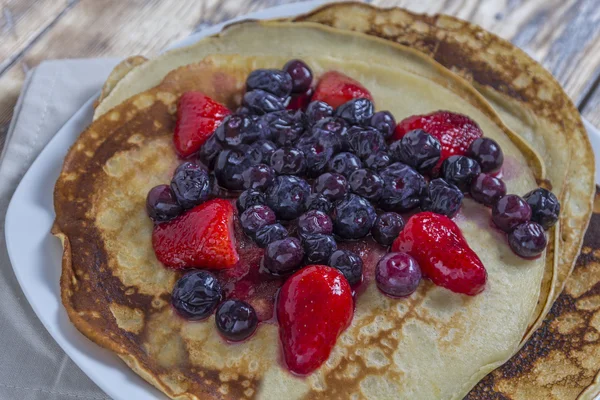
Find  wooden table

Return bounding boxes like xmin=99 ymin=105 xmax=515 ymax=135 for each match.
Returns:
xmin=1 ymin=0 xmax=600 ymax=154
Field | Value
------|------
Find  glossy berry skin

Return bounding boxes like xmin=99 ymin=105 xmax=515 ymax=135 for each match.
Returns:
xmin=297 ymin=210 xmax=333 ymax=237
xmin=312 ymin=70 xmax=373 ymax=108
xmin=378 ymin=163 xmax=427 ymax=212
xmin=248 ymin=140 xmax=277 ymax=165
xmin=246 ymin=69 xmax=292 ymax=98
xmin=254 ymin=223 xmax=288 ymax=248
xmin=364 ymin=151 xmax=391 ymax=171
xmin=215 ymin=299 xmax=258 ymax=342
xmin=266 ymin=175 xmax=311 ymax=220
xmin=215 ymin=114 xmax=267 ymax=147
xmin=370 ymin=111 xmax=396 ymax=139
xmin=146 ymin=185 xmax=183 ymax=222
xmin=262 ymin=110 xmax=306 ymax=147
xmin=240 ymin=205 xmax=276 ymax=235
xmin=170 ymin=162 xmax=211 ymax=209
xmin=309 ymin=117 xmax=348 ymax=152
xmin=508 ymin=221 xmax=548 ymax=258
xmin=393 ymin=129 xmax=441 ymax=174
xmin=470 ymin=173 xmax=506 ymax=207
xmin=171 ymin=271 xmax=223 ymax=320
xmin=328 ymin=152 xmax=362 ymax=177
xmin=287 ymin=91 xmax=312 ymax=112
xmin=348 ymin=126 xmax=387 ymax=160
xmin=421 ymin=178 xmax=464 ymax=218
xmin=242 ymin=164 xmax=275 ymax=191
xmin=302 ymin=234 xmax=338 ymax=264
xmin=296 ymin=138 xmax=335 ymax=177
xmin=375 ymin=253 xmax=422 ymax=297
xmin=333 ymin=194 xmax=377 ymax=239
xmin=328 ymin=249 xmax=363 ymax=286
xmin=263 ymin=237 xmax=305 ymax=276
xmin=306 ymin=194 xmax=334 ymax=214
xmin=243 ymin=89 xmax=286 ymax=115
xmin=492 ymin=194 xmax=532 ymax=233
xmin=214 ymin=148 xmax=255 ymax=191
xmin=313 ymin=172 xmax=348 ymax=201
xmin=335 ymin=98 xmax=374 ymax=125
xmin=270 ymin=148 xmax=306 ymax=175
xmin=467 ymin=137 xmax=504 ymax=174
xmin=371 ymin=212 xmax=405 ymax=246
xmin=283 ymin=59 xmax=313 ymax=93
xmin=306 ymin=100 xmax=333 ymax=125
xmin=198 ymin=135 xmax=223 ymax=169
xmin=441 ymin=155 xmax=481 ymax=192
xmin=392 ymin=212 xmax=487 ymax=295
xmin=348 ymin=169 xmax=384 ymax=201
xmin=236 ymin=189 xmax=265 ymax=213
xmin=277 ymin=265 xmax=353 ymax=375
xmin=523 ymin=188 xmax=561 ymax=230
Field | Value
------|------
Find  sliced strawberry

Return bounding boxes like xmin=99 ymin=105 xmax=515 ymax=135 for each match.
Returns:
xmin=393 ymin=111 xmax=483 ymax=171
xmin=152 ymin=199 xmax=238 ymax=269
xmin=312 ymin=71 xmax=373 ymax=108
xmin=277 ymin=265 xmax=353 ymax=375
xmin=174 ymin=91 xmax=230 ymax=158
xmin=392 ymin=212 xmax=487 ymax=295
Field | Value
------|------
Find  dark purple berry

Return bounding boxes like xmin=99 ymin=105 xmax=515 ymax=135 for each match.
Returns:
xmin=376 ymin=252 xmax=422 ymax=297
xmin=523 ymin=188 xmax=560 ymax=230
xmin=441 ymin=155 xmax=481 ymax=192
xmin=371 ymin=212 xmax=404 ymax=246
xmin=379 ymin=162 xmax=426 ymax=212
xmin=214 ymin=148 xmax=254 ymax=191
xmin=263 ymin=237 xmax=304 ymax=276
xmin=262 ymin=110 xmax=306 ymax=147
xmin=297 ymin=210 xmax=333 ymax=237
xmin=392 ymin=129 xmax=441 ymax=174
xmin=370 ymin=111 xmax=396 ymax=139
xmin=283 ymin=59 xmax=313 ymax=93
xmin=328 ymin=152 xmax=362 ymax=177
xmin=333 ymin=194 xmax=377 ymax=239
xmin=468 ymin=137 xmax=504 ymax=174
xmin=170 ymin=162 xmax=211 ymax=209
xmin=306 ymin=194 xmax=334 ymax=214
xmin=254 ymin=223 xmax=288 ymax=248
xmin=313 ymin=172 xmax=348 ymax=201
xmin=246 ymin=69 xmax=292 ymax=98
xmin=236 ymin=189 xmax=265 ymax=213
xmin=242 ymin=164 xmax=275 ymax=191
xmin=243 ymin=89 xmax=286 ymax=115
xmin=348 ymin=169 xmax=383 ymax=201
xmin=215 ymin=299 xmax=258 ymax=342
xmin=470 ymin=173 xmax=506 ymax=207
xmin=492 ymin=194 xmax=532 ymax=233
xmin=146 ymin=185 xmax=182 ymax=222
xmin=198 ymin=135 xmax=222 ymax=169
xmin=240 ymin=205 xmax=276 ymax=235
xmin=296 ymin=139 xmax=335 ymax=177
xmin=335 ymin=98 xmax=374 ymax=125
xmin=328 ymin=250 xmax=363 ymax=286
xmin=215 ymin=114 xmax=267 ymax=147
xmin=421 ymin=178 xmax=464 ymax=218
xmin=172 ymin=271 xmax=223 ymax=320
xmin=265 ymin=175 xmax=311 ymax=220
xmin=306 ymin=100 xmax=333 ymax=125
xmin=302 ymin=234 xmax=337 ymax=264
xmin=348 ymin=126 xmax=387 ymax=160
xmin=270 ymin=148 xmax=306 ymax=175
xmin=364 ymin=151 xmax=391 ymax=171
xmin=508 ymin=221 xmax=547 ymax=258
xmin=248 ymin=140 xmax=277 ymax=164
xmin=308 ymin=117 xmax=348 ymax=152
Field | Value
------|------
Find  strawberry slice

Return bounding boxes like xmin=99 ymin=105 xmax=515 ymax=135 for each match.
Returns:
xmin=174 ymin=91 xmax=230 ymax=158
xmin=152 ymin=199 xmax=238 ymax=269
xmin=277 ymin=265 xmax=353 ymax=375
xmin=392 ymin=212 xmax=487 ymax=295
xmin=393 ymin=111 xmax=483 ymax=171
xmin=312 ymin=71 xmax=373 ymax=108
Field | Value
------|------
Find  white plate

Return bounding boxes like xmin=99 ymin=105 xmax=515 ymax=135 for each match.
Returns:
xmin=5 ymin=2 xmax=599 ymax=399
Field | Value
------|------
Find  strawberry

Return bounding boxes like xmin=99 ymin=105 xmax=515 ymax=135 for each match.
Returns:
xmin=174 ymin=91 xmax=230 ymax=158
xmin=277 ymin=265 xmax=354 ymax=375
xmin=152 ymin=199 xmax=238 ymax=270
xmin=312 ymin=71 xmax=373 ymax=108
xmin=393 ymin=111 xmax=483 ymax=171
xmin=392 ymin=212 xmax=487 ymax=295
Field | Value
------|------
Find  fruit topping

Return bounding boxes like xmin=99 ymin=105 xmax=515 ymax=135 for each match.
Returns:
xmin=328 ymin=249 xmax=363 ymax=286
xmin=171 ymin=271 xmax=223 ymax=320
xmin=364 ymin=151 xmax=392 ymax=171
xmin=335 ymin=98 xmax=375 ymax=125
xmin=492 ymin=194 xmax=532 ymax=233
xmin=169 ymin=162 xmax=211 ymax=209
xmin=236 ymin=188 xmax=265 ymax=213
xmin=523 ymin=187 xmax=561 ymax=230
xmin=370 ymin=111 xmax=396 ymax=139
xmin=306 ymin=100 xmax=333 ymax=125
xmin=146 ymin=184 xmax=182 ymax=222
xmin=309 ymin=117 xmax=348 ymax=152
xmin=302 ymin=234 xmax=338 ymax=264
xmin=215 ymin=114 xmax=267 ymax=147
xmin=246 ymin=69 xmax=293 ymax=98
xmin=441 ymin=155 xmax=481 ymax=192
xmin=266 ymin=175 xmax=311 ymax=220
xmin=286 ymin=91 xmax=312 ymax=111
xmin=470 ymin=173 xmax=506 ymax=207
xmin=348 ymin=126 xmax=387 ymax=160
xmin=328 ymin=152 xmax=362 ymax=177
xmin=214 ymin=148 xmax=255 ymax=191
xmin=313 ymin=172 xmax=348 ymax=201
xmin=296 ymin=138 xmax=335 ymax=177
xmin=348 ymin=168 xmax=384 ymax=201
xmin=283 ymin=59 xmax=313 ymax=93
xmin=421 ymin=178 xmax=464 ymax=218
xmin=392 ymin=129 xmax=441 ymax=174
xmin=297 ymin=210 xmax=334 ymax=237
xmin=198 ymin=135 xmax=223 ymax=169
xmin=306 ymin=194 xmax=334 ymax=214
xmin=262 ymin=109 xmax=306 ymax=147
xmin=312 ymin=71 xmax=373 ymax=109
xmin=243 ymin=89 xmax=286 ymax=115
xmin=375 ymin=252 xmax=422 ymax=297
xmin=263 ymin=237 xmax=304 ymax=276
xmin=467 ymin=137 xmax=504 ymax=174
xmin=371 ymin=212 xmax=405 ymax=246
xmin=270 ymin=148 xmax=307 ymax=175
xmin=215 ymin=299 xmax=258 ymax=342
xmin=241 ymin=164 xmax=275 ymax=191
xmin=152 ymin=199 xmax=238 ymax=269
xmin=254 ymin=223 xmax=289 ymax=248
xmin=392 ymin=212 xmax=487 ymax=295
xmin=173 ymin=91 xmax=231 ymax=158
xmin=277 ymin=265 xmax=353 ymax=375
xmin=333 ymin=194 xmax=377 ymax=239
xmin=508 ymin=221 xmax=547 ymax=258
xmin=240 ymin=205 xmax=276 ymax=236
xmin=378 ymin=162 xmax=426 ymax=212
xmin=248 ymin=139 xmax=277 ymax=164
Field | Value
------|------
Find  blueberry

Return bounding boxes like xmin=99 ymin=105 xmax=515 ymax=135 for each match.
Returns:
xmin=335 ymin=98 xmax=374 ymax=125
xmin=146 ymin=184 xmax=183 ymax=222
xmin=171 ymin=271 xmax=223 ymax=320
xmin=270 ymin=148 xmax=306 ymax=175
xmin=392 ymin=129 xmax=441 ymax=174
xmin=236 ymin=189 xmax=265 ymax=213
xmin=296 ymin=138 xmax=335 ymax=177
xmin=262 ymin=110 xmax=306 ymax=147
xmin=170 ymin=162 xmax=211 ymax=209
xmin=215 ymin=114 xmax=267 ymax=147
xmin=246 ymin=69 xmax=292 ymax=98
xmin=370 ymin=111 xmax=396 ymax=139
xmin=314 ymin=172 xmax=348 ymax=201
xmin=470 ymin=173 xmax=506 ymax=207
xmin=297 ymin=210 xmax=333 ymax=237
xmin=523 ymin=188 xmax=560 ymax=230
xmin=348 ymin=169 xmax=384 ymax=201
xmin=379 ymin=163 xmax=426 ymax=212
xmin=328 ymin=250 xmax=363 ymax=286
xmin=215 ymin=299 xmax=258 ymax=342
xmin=283 ymin=59 xmax=313 ymax=93
xmin=492 ymin=194 xmax=532 ymax=233
xmin=508 ymin=221 xmax=547 ymax=258
xmin=263 ymin=237 xmax=304 ymax=275
xmin=348 ymin=126 xmax=387 ymax=160
xmin=242 ymin=164 xmax=275 ymax=191
xmin=333 ymin=194 xmax=377 ymax=239
xmin=248 ymin=140 xmax=277 ymax=164
xmin=306 ymin=100 xmax=333 ymax=125
xmin=302 ymin=234 xmax=337 ymax=264
xmin=265 ymin=175 xmax=311 ymax=220
xmin=308 ymin=117 xmax=348 ymax=152
xmin=364 ymin=151 xmax=391 ymax=171
xmin=441 ymin=155 xmax=481 ymax=192
xmin=215 ymin=149 xmax=255 ymax=191
xmin=306 ymin=194 xmax=334 ymax=214
xmin=198 ymin=135 xmax=222 ymax=169
xmin=254 ymin=223 xmax=288 ymax=248
xmin=468 ymin=137 xmax=504 ymax=174
xmin=243 ymin=89 xmax=286 ymax=115
xmin=328 ymin=152 xmax=362 ymax=177
xmin=421 ymin=178 xmax=464 ymax=218
xmin=240 ymin=205 xmax=276 ymax=235
xmin=376 ymin=252 xmax=422 ymax=297
xmin=371 ymin=212 xmax=405 ymax=246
